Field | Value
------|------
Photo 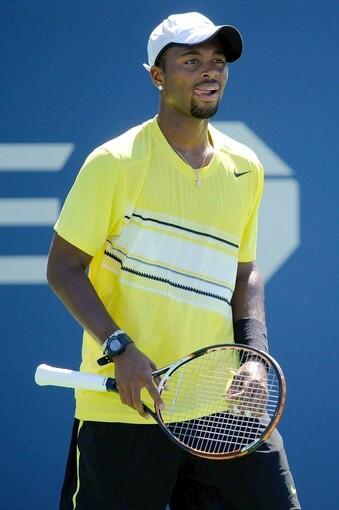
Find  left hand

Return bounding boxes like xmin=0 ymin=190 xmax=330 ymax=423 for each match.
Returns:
xmin=226 ymin=360 xmax=268 ymax=418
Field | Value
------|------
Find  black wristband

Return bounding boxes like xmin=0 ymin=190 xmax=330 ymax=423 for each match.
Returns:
xmin=233 ymin=317 xmax=268 ymax=353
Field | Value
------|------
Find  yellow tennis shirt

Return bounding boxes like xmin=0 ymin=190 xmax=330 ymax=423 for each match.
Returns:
xmin=55 ymin=117 xmax=264 ymax=423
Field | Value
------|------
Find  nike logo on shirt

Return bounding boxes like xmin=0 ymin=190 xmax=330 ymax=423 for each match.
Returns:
xmin=234 ymin=170 xmax=251 ymax=178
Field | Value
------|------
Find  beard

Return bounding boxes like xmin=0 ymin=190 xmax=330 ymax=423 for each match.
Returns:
xmin=190 ymin=98 xmax=220 ymax=119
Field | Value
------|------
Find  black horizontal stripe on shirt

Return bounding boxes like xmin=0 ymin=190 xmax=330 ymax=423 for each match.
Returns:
xmin=124 ymin=213 xmax=239 ymax=249
xmin=106 ymin=243 xmax=233 ymax=295
xmin=104 ymin=250 xmax=231 ymax=306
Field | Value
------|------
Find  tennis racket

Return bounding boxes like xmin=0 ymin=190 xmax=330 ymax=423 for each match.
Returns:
xmin=35 ymin=343 xmax=286 ymax=460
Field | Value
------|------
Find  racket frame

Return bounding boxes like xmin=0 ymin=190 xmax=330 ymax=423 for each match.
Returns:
xmin=35 ymin=343 xmax=286 ymax=460
xmin=150 ymin=344 xmax=286 ymax=459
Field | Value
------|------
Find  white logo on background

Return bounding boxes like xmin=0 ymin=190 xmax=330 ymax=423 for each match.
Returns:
xmin=0 ymin=127 xmax=300 ymax=285
xmin=212 ymin=121 xmax=300 ymax=282
xmin=0 ymin=143 xmax=74 ymax=284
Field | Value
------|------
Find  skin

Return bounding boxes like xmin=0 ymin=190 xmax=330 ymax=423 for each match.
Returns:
xmin=151 ymin=38 xmax=229 ymax=167
xmin=47 ymin=36 xmax=267 ymax=418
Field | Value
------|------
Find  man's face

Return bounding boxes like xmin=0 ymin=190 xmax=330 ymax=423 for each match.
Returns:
xmin=157 ymin=37 xmax=228 ymax=119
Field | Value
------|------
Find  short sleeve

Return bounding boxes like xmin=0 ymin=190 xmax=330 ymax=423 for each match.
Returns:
xmin=55 ymin=148 xmax=126 ymax=256
xmin=238 ymin=162 xmax=264 ymax=262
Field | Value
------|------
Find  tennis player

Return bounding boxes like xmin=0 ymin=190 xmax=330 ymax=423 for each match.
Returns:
xmin=47 ymin=12 xmax=301 ymax=510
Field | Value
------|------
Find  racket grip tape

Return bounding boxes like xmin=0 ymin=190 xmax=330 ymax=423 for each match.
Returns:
xmin=35 ymin=364 xmax=112 ymax=392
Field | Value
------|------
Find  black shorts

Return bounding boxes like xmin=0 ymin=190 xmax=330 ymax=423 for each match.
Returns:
xmin=60 ymin=419 xmax=301 ymax=510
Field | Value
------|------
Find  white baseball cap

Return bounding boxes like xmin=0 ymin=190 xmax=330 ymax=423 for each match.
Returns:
xmin=143 ymin=12 xmax=243 ymax=71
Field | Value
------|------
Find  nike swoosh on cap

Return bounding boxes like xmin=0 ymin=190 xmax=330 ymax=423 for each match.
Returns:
xmin=234 ymin=170 xmax=251 ymax=177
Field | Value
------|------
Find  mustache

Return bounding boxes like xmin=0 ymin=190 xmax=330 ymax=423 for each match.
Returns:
xmin=194 ymin=80 xmax=220 ymax=89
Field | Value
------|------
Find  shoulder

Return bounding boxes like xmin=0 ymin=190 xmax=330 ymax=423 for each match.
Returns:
xmin=99 ymin=118 xmax=154 ymax=165
xmin=78 ymin=118 xmax=154 ymax=178
xmin=209 ymin=124 xmax=263 ymax=174
xmin=75 ymin=146 xmax=118 ymax=185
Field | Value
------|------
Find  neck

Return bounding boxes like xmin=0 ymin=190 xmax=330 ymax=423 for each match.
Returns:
xmin=157 ymin=107 xmax=210 ymax=152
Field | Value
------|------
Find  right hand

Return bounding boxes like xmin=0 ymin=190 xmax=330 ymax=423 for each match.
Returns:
xmin=113 ymin=343 xmax=164 ymax=418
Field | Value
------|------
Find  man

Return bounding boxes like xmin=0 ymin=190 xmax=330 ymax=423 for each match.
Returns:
xmin=48 ymin=12 xmax=301 ymax=510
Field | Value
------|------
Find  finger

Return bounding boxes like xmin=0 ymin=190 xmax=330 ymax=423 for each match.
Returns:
xmin=227 ymin=374 xmax=246 ymax=396
xmin=131 ymin=386 xmax=150 ymax=418
xmin=225 ymin=389 xmax=245 ymax=415
xmin=145 ymin=380 xmax=165 ymax=411
xmin=226 ymin=375 xmax=245 ymax=399
xmin=227 ymin=388 xmax=260 ymax=416
xmin=150 ymin=363 xmax=163 ymax=387
xmin=245 ymin=381 xmax=268 ymax=405
xmin=231 ymin=404 xmax=253 ymax=418
xmin=153 ymin=375 xmax=162 ymax=387
xmin=117 ymin=382 xmax=136 ymax=410
xmin=231 ymin=404 xmax=241 ymax=415
xmin=228 ymin=389 xmax=267 ymax=417
xmin=152 ymin=374 xmax=169 ymax=391
xmin=226 ymin=390 xmax=244 ymax=402
xmin=242 ymin=382 xmax=268 ymax=417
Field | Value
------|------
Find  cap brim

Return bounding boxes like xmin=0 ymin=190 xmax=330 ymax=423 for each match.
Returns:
xmin=204 ymin=25 xmax=243 ymax=63
xmin=166 ymin=24 xmax=243 ymax=63
xmin=143 ymin=23 xmax=243 ymax=71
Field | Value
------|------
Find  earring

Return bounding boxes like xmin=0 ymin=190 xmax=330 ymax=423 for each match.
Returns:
xmin=157 ymin=85 xmax=163 ymax=91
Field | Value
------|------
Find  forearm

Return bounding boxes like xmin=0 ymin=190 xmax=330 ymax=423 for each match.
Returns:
xmin=231 ymin=262 xmax=265 ymax=323
xmin=47 ymin=235 xmax=161 ymax=417
xmin=231 ymin=262 xmax=268 ymax=352
xmin=47 ymin=264 xmax=118 ymax=344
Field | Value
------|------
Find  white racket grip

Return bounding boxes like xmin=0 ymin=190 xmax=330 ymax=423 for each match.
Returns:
xmin=35 ymin=364 xmax=109 ymax=392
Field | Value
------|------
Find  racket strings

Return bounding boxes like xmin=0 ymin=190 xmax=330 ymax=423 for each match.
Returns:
xmin=169 ymin=413 xmax=267 ymax=450
xmin=159 ymin=348 xmax=281 ymax=455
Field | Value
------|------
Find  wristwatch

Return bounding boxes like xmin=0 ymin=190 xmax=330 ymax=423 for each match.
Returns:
xmin=102 ymin=330 xmax=134 ymax=360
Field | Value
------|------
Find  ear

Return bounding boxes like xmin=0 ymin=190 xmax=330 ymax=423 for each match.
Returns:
xmin=150 ymin=65 xmax=165 ymax=91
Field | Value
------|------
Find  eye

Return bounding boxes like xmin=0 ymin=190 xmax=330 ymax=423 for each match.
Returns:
xmin=185 ymin=58 xmax=199 ymax=65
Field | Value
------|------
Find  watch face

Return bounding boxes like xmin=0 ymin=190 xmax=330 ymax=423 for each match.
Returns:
xmin=108 ymin=338 xmax=122 ymax=353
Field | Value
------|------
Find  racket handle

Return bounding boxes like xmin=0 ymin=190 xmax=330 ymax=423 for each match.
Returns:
xmin=34 ymin=364 xmax=116 ymax=393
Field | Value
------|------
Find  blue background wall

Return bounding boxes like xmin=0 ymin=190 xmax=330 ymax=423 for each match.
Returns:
xmin=1 ymin=1 xmax=338 ymax=508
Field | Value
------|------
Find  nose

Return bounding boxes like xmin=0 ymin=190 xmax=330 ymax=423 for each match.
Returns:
xmin=200 ymin=62 xmax=220 ymax=79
